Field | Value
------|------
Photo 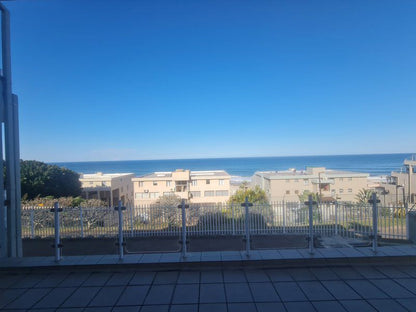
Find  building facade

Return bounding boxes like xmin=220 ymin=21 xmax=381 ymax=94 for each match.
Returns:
xmin=391 ymin=158 xmax=416 ymax=205
xmin=80 ymin=172 xmax=134 ymax=206
xmin=252 ymin=167 xmax=369 ymax=202
xmin=132 ymin=169 xmax=231 ymax=206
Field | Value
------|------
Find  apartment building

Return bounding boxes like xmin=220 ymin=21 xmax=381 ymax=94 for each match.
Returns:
xmin=391 ymin=158 xmax=416 ymax=205
xmin=80 ymin=172 xmax=134 ymax=206
xmin=252 ymin=167 xmax=369 ymax=202
xmin=132 ymin=169 xmax=231 ymax=205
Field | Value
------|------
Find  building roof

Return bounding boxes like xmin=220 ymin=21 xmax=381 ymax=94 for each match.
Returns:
xmin=80 ymin=172 xmax=134 ymax=180
xmin=133 ymin=170 xmax=230 ymax=180
xmin=254 ymin=167 xmax=369 ymax=180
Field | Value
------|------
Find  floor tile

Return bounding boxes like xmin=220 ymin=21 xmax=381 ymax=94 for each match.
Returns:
xmin=273 ymin=282 xmax=307 ymax=302
xmin=129 ymin=271 xmax=155 ymax=285
xmin=89 ymin=286 xmax=124 ymax=307
xmin=144 ymin=285 xmax=175 ymax=305
xmin=340 ymin=300 xmax=376 ymax=312
xmin=256 ymin=302 xmax=286 ymax=312
xmin=177 ymin=271 xmax=200 ymax=284
xmin=298 ymin=281 xmax=334 ymax=301
xmin=245 ymin=269 xmax=270 ymax=282
xmin=321 ymin=281 xmax=361 ymax=300
xmin=33 ymin=287 xmax=75 ymax=308
xmin=312 ymin=300 xmax=347 ymax=311
xmin=199 ymin=283 xmax=226 ymax=303
xmin=83 ymin=273 xmax=112 ymax=287
xmin=367 ymin=299 xmax=408 ymax=312
xmin=369 ymin=279 xmax=414 ymax=298
xmin=266 ymin=269 xmax=293 ymax=282
xmin=223 ymin=270 xmax=246 ymax=283
xmin=116 ymin=285 xmax=149 ymax=306
xmin=225 ymin=283 xmax=253 ymax=303
xmin=200 ymin=270 xmax=223 ymax=283
xmin=106 ymin=272 xmax=134 ymax=286
xmin=249 ymin=282 xmax=280 ymax=302
xmin=140 ymin=305 xmax=169 ymax=312
xmin=288 ymin=268 xmax=316 ymax=281
xmin=6 ymin=288 xmax=51 ymax=309
xmin=153 ymin=271 xmax=178 ymax=285
xmin=172 ymin=284 xmax=199 ymax=304
xmin=61 ymin=287 xmax=101 ymax=307
xmin=346 ymin=280 xmax=389 ymax=299
xmin=199 ymin=303 xmax=227 ymax=312
xmin=284 ymin=301 xmax=316 ymax=312
xmin=169 ymin=304 xmax=198 ymax=312
xmin=227 ymin=302 xmax=257 ymax=312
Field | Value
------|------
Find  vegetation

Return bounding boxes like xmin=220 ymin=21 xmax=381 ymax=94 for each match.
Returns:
xmin=21 ymin=196 xmax=107 ymax=208
xmin=298 ymin=190 xmax=320 ymax=203
xmin=20 ymin=160 xmax=81 ymax=200
xmin=228 ymin=183 xmax=268 ymax=204
xmin=355 ymin=188 xmax=373 ymax=204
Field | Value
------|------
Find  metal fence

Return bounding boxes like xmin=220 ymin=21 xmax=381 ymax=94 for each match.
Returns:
xmin=21 ymin=201 xmax=408 ymax=241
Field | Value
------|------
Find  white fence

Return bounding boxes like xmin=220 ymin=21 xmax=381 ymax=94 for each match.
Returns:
xmin=21 ymin=201 xmax=408 ymax=240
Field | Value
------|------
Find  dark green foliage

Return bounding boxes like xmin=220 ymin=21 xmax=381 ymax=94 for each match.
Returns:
xmin=20 ymin=160 xmax=81 ymax=199
xmin=229 ymin=183 xmax=268 ymax=204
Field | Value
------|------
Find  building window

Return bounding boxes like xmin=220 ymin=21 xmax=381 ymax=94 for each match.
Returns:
xmin=166 ymin=181 xmax=171 ymax=187
xmin=206 ymin=179 xmax=210 ymax=184
xmin=286 ymin=190 xmax=290 ymax=195
xmin=339 ymin=189 xmax=344 ymax=193
xmin=348 ymin=178 xmax=352 ymax=181
xmin=153 ymin=181 xmax=158 ymax=186
xmin=191 ymin=180 xmax=197 ymax=186
xmin=135 ymin=192 xmax=149 ymax=199
xmin=163 ymin=192 xmax=174 ymax=196
xmin=295 ymin=190 xmax=299 ymax=195
xmin=304 ymin=179 xmax=309 ymax=185
xmin=138 ymin=181 xmax=144 ymax=187
xmin=348 ymin=188 xmax=352 ymax=193
xmin=204 ymin=191 xmax=215 ymax=197
xmin=191 ymin=191 xmax=201 ymax=197
xmin=294 ymin=179 xmax=299 ymax=182
xmin=339 ymin=178 xmax=344 ymax=182
xmin=216 ymin=190 xmax=229 ymax=196
xmin=89 ymin=182 xmax=94 ymax=185
xmin=150 ymin=192 xmax=159 ymax=199
xmin=219 ymin=179 xmax=224 ymax=185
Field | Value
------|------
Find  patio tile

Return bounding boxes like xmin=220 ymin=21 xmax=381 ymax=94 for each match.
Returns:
xmin=228 ymin=302 xmax=257 ymax=312
xmin=89 ymin=286 xmax=124 ymax=307
xmin=10 ymin=274 xmax=46 ymax=288
xmin=0 ymin=288 xmax=26 ymax=308
xmin=287 ymin=268 xmax=316 ymax=281
xmin=369 ymin=279 xmax=414 ymax=298
xmin=321 ymin=281 xmax=361 ymax=300
xmin=245 ymin=250 xmax=262 ymax=260
xmin=394 ymin=278 xmax=416 ymax=294
xmin=266 ymin=269 xmax=293 ymax=282
xmin=159 ymin=253 xmax=181 ymax=263
xmin=353 ymin=266 xmax=386 ymax=279
xmin=279 ymin=249 xmax=303 ymax=259
xmin=245 ymin=269 xmax=270 ymax=282
xmin=367 ymin=299 xmax=408 ymax=312
xmin=144 ymin=285 xmax=175 ymax=305
xmin=139 ymin=253 xmax=162 ymax=263
xmin=170 ymin=304 xmax=198 ymax=312
xmin=390 ymin=245 xmax=416 ymax=256
xmin=129 ymin=271 xmax=155 ymax=285
xmin=225 ymin=283 xmax=253 ymax=303
xmin=397 ymin=298 xmax=416 ymax=311
xmin=61 ymin=287 xmax=101 ymax=307
xmin=379 ymin=246 xmax=407 ymax=256
xmin=298 ymin=281 xmax=334 ymax=301
xmin=97 ymin=255 xmax=120 ymax=265
xmin=177 ymin=271 xmax=200 ymax=284
xmin=35 ymin=273 xmax=69 ymax=288
xmin=317 ymin=248 xmax=345 ymax=258
xmin=273 ymin=282 xmax=307 ymax=302
xmin=200 ymin=251 xmax=221 ymax=262
xmin=172 ymin=284 xmax=199 ymax=304
xmin=340 ymin=300 xmax=377 ymax=312
xmin=33 ymin=287 xmax=75 ymax=308
xmin=199 ymin=303 xmax=227 ymax=312
xmin=59 ymin=272 xmax=90 ymax=287
xmin=112 ymin=306 xmax=140 ymax=312
xmin=140 ymin=305 xmax=169 ymax=312
xmin=199 ymin=283 xmax=226 ymax=303
xmin=258 ymin=250 xmax=280 ymax=260
xmin=0 ymin=274 xmax=23 ymax=288
xmin=84 ymin=307 xmax=113 ymax=312
xmin=249 ymin=282 xmax=280 ymax=302
xmin=116 ymin=285 xmax=149 ymax=306
xmin=394 ymin=265 xmax=416 ymax=277
xmin=182 ymin=252 xmax=201 ymax=262
xmin=106 ymin=272 xmax=134 ymax=285
xmin=5 ymin=288 xmax=51 ymax=309
xmin=333 ymin=267 xmax=363 ymax=280
xmin=255 ymin=302 xmax=285 ymax=312
xmin=374 ymin=266 xmax=409 ymax=278
xmin=83 ymin=272 xmax=112 ymax=286
xmin=153 ymin=271 xmax=178 ymax=284
xmin=310 ymin=268 xmax=338 ymax=280
xmin=338 ymin=247 xmax=366 ymax=258
xmin=223 ymin=270 xmax=246 ymax=283
xmin=119 ymin=254 xmax=142 ymax=264
xmin=312 ymin=300 xmax=347 ymax=311
xmin=221 ymin=251 xmax=242 ymax=261
xmin=200 ymin=270 xmax=223 ymax=283
xmin=346 ymin=280 xmax=389 ymax=299
xmin=284 ymin=301 xmax=316 ymax=312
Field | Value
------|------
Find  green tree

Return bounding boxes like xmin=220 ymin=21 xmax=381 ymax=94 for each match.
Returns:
xmin=298 ymin=190 xmax=320 ymax=203
xmin=228 ymin=184 xmax=268 ymax=204
xmin=20 ymin=160 xmax=81 ymax=199
xmin=355 ymin=188 xmax=373 ymax=204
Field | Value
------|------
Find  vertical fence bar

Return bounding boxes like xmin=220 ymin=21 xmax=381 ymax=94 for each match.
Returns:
xmin=52 ymin=202 xmax=62 ymax=262
xmin=115 ymin=200 xmax=125 ymax=260
xmin=130 ymin=205 xmax=134 ymax=237
xmin=370 ymin=193 xmax=379 ymax=253
xmin=306 ymin=195 xmax=315 ymax=254
xmin=335 ymin=201 xmax=338 ymax=236
xmin=242 ymin=197 xmax=252 ymax=257
xmin=30 ymin=207 xmax=34 ymax=239
xmin=282 ymin=201 xmax=286 ymax=234
xmin=179 ymin=199 xmax=188 ymax=258
xmin=79 ymin=206 xmax=84 ymax=238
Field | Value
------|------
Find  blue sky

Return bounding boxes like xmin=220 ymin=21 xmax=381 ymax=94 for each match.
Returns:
xmin=6 ymin=0 xmax=416 ymax=162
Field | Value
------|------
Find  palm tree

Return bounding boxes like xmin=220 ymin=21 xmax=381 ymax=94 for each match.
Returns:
xmin=355 ymin=188 xmax=373 ymax=204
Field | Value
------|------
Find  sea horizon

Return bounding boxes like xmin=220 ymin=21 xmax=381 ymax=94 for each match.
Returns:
xmin=51 ymin=152 xmax=414 ymax=178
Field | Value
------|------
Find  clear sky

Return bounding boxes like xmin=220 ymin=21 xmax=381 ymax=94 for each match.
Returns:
xmin=5 ymin=0 xmax=416 ymax=162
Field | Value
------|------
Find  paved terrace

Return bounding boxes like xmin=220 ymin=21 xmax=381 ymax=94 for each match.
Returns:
xmin=1 ymin=246 xmax=416 ymax=311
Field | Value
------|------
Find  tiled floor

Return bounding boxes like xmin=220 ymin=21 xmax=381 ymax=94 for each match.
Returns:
xmin=1 ymin=264 xmax=416 ymax=311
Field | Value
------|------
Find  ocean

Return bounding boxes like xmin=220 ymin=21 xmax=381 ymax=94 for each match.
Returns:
xmin=52 ymin=153 xmax=414 ymax=178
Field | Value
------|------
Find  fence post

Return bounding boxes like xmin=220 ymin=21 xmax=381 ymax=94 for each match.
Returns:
xmin=335 ymin=201 xmax=338 ymax=236
xmin=30 ymin=207 xmax=35 ymax=239
xmin=305 ymin=195 xmax=316 ymax=254
xmin=242 ymin=197 xmax=253 ymax=257
xmin=282 ymin=201 xmax=286 ymax=234
xmin=369 ymin=193 xmax=380 ymax=253
xmin=178 ymin=199 xmax=189 ymax=258
xmin=115 ymin=200 xmax=126 ymax=260
xmin=130 ymin=204 xmax=134 ymax=237
xmin=51 ymin=202 xmax=62 ymax=262
xmin=405 ymin=201 xmax=410 ymax=240
xmin=232 ymin=203 xmax=235 ymax=235
xmin=79 ymin=206 xmax=84 ymax=238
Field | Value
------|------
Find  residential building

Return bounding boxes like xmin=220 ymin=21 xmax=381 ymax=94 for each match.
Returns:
xmin=252 ymin=167 xmax=369 ymax=202
xmin=390 ymin=157 xmax=416 ymax=205
xmin=132 ymin=169 xmax=231 ymax=205
xmin=80 ymin=172 xmax=134 ymax=206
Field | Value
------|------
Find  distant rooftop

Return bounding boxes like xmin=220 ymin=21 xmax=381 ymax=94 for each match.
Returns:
xmin=80 ymin=172 xmax=134 ymax=180
xmin=134 ymin=169 xmax=230 ymax=180
xmin=255 ymin=167 xmax=369 ymax=179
